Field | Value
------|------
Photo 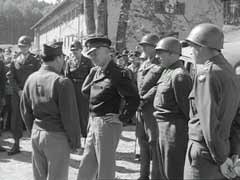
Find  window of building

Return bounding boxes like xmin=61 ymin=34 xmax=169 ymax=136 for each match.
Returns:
xmin=77 ymin=2 xmax=84 ymax=15
xmin=71 ymin=9 xmax=75 ymax=19
xmin=154 ymin=0 xmax=185 ymax=15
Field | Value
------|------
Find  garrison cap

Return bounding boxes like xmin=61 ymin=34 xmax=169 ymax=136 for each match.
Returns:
xmin=70 ymin=40 xmax=82 ymax=51
xmin=42 ymin=42 xmax=63 ymax=60
xmin=85 ymin=34 xmax=111 ymax=55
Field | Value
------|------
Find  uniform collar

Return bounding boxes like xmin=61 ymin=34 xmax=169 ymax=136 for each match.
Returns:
xmin=40 ymin=64 xmax=59 ymax=74
xmin=167 ymin=60 xmax=183 ymax=69
xmin=101 ymin=59 xmax=115 ymax=74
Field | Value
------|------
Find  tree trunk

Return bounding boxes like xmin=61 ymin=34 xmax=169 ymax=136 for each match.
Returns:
xmin=115 ymin=0 xmax=132 ymax=51
xmin=96 ymin=0 xmax=108 ymax=36
xmin=84 ymin=0 xmax=96 ymax=35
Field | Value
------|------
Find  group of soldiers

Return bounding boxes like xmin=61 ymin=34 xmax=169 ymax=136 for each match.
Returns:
xmin=1 ymin=22 xmax=240 ymax=180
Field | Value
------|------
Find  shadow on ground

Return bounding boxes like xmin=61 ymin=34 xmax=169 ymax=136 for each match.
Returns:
xmin=116 ymin=165 xmax=139 ymax=174
xmin=120 ymin=134 xmax=135 ymax=142
xmin=122 ymin=125 xmax=135 ymax=132
xmin=0 ymin=150 xmax=32 ymax=164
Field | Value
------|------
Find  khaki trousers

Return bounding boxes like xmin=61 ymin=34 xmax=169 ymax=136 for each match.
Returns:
xmin=11 ymin=92 xmax=23 ymax=139
xmin=184 ymin=140 xmax=225 ymax=180
xmin=77 ymin=115 xmax=122 ymax=180
xmin=31 ymin=129 xmax=70 ymax=180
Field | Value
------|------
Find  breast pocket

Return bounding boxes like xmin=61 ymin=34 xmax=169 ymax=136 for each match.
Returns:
xmin=154 ymin=82 xmax=172 ymax=106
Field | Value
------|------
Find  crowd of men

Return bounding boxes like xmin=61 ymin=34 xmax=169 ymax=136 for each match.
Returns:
xmin=1 ymin=22 xmax=240 ymax=180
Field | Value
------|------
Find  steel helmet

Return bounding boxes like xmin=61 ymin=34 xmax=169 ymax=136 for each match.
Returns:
xmin=70 ymin=40 xmax=82 ymax=51
xmin=139 ymin=34 xmax=159 ymax=47
xmin=155 ymin=37 xmax=181 ymax=55
xmin=18 ymin=35 xmax=32 ymax=47
xmin=186 ymin=23 xmax=224 ymax=50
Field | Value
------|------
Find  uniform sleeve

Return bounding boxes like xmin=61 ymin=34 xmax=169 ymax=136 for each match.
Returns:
xmin=141 ymin=66 xmax=164 ymax=103
xmin=0 ymin=61 xmax=6 ymax=98
xmin=34 ymin=57 xmax=41 ymax=71
xmin=230 ymin=106 xmax=240 ymax=155
xmin=141 ymin=86 xmax=157 ymax=102
xmin=195 ymin=72 xmax=227 ymax=165
xmin=9 ymin=61 xmax=21 ymax=92
xmin=81 ymin=68 xmax=97 ymax=97
xmin=57 ymin=78 xmax=81 ymax=149
xmin=172 ymin=73 xmax=192 ymax=120
xmin=20 ymin=81 xmax=34 ymax=134
xmin=116 ymin=70 xmax=140 ymax=123
xmin=65 ymin=61 xmax=71 ymax=78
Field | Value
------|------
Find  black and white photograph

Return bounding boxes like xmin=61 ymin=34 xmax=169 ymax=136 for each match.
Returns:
xmin=1 ymin=0 xmax=240 ymax=180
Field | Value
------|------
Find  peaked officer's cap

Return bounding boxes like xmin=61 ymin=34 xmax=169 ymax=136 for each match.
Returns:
xmin=42 ymin=42 xmax=63 ymax=61
xmin=85 ymin=34 xmax=111 ymax=55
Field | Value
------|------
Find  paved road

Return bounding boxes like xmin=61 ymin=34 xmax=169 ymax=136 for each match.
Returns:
xmin=0 ymin=126 xmax=140 ymax=180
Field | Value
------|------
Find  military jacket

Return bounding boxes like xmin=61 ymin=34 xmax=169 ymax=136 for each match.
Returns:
xmin=188 ymin=54 xmax=240 ymax=165
xmin=82 ymin=60 xmax=140 ymax=122
xmin=153 ymin=61 xmax=192 ymax=120
xmin=65 ymin=54 xmax=93 ymax=86
xmin=137 ymin=59 xmax=164 ymax=106
xmin=0 ymin=60 xmax=6 ymax=98
xmin=9 ymin=52 xmax=41 ymax=90
xmin=20 ymin=65 xmax=81 ymax=148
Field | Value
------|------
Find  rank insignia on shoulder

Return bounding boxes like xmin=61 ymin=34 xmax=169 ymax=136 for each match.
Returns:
xmin=198 ymin=74 xmax=206 ymax=82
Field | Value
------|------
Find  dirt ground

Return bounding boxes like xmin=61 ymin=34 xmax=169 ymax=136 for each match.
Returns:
xmin=0 ymin=125 xmax=140 ymax=180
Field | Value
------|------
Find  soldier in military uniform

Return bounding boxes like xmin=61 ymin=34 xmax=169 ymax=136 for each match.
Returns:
xmin=65 ymin=40 xmax=93 ymax=139
xmin=20 ymin=42 xmax=81 ymax=180
xmin=128 ymin=50 xmax=141 ymax=83
xmin=2 ymin=47 xmax=13 ymax=130
xmin=184 ymin=23 xmax=240 ymax=179
xmin=8 ymin=35 xmax=41 ymax=155
xmin=77 ymin=35 xmax=139 ymax=180
xmin=136 ymin=34 xmax=164 ymax=180
xmin=0 ymin=48 xmax=6 ymax=152
xmin=154 ymin=37 xmax=192 ymax=180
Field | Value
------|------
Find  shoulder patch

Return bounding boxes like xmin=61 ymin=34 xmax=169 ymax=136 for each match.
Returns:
xmin=176 ymin=74 xmax=184 ymax=82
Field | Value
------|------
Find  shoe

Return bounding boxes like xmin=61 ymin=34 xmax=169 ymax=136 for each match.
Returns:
xmin=0 ymin=146 xmax=5 ymax=152
xmin=7 ymin=144 xmax=20 ymax=156
xmin=137 ymin=177 xmax=149 ymax=180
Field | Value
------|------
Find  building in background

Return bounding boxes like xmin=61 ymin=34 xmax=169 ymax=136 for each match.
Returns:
xmin=31 ymin=0 xmax=225 ymax=54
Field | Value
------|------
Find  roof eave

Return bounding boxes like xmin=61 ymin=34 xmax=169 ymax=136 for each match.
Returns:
xmin=31 ymin=0 xmax=71 ymax=30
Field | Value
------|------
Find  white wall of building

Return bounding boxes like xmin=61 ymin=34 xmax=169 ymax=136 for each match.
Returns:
xmin=33 ymin=0 xmax=224 ymax=54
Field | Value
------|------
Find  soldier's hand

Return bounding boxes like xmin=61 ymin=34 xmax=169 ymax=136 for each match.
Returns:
xmin=18 ymin=90 xmax=23 ymax=97
xmin=220 ymin=158 xmax=237 ymax=179
xmin=138 ymin=99 xmax=148 ymax=111
xmin=231 ymin=154 xmax=240 ymax=177
xmin=0 ymin=97 xmax=5 ymax=107
xmin=69 ymin=136 xmax=81 ymax=151
xmin=103 ymin=113 xmax=121 ymax=124
xmin=233 ymin=161 xmax=240 ymax=177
